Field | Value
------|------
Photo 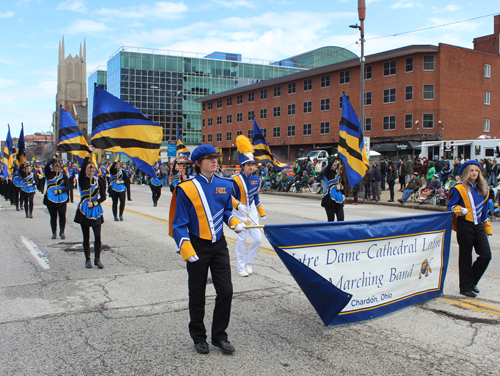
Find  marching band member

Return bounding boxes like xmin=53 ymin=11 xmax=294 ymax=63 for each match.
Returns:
xmin=35 ymin=162 xmax=45 ymax=194
xmin=321 ymin=156 xmax=345 ymax=222
xmin=231 ymin=135 xmax=266 ymax=277
xmin=11 ymin=158 xmax=23 ymax=211
xmin=109 ymin=157 xmax=126 ymax=221
xmin=64 ymin=161 xmax=77 ymax=203
xmin=74 ymin=146 xmax=107 ymax=269
xmin=170 ymin=160 xmax=182 ymax=193
xmin=169 ymin=145 xmax=243 ymax=355
xmin=149 ymin=167 xmax=162 ymax=207
xmin=123 ymin=163 xmax=133 ymax=201
xmin=99 ymin=163 xmax=109 ymax=186
xmin=44 ymin=151 xmax=69 ymax=239
xmin=19 ymin=163 xmax=38 ymax=218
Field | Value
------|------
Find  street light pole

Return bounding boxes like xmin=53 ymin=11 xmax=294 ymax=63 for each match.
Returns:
xmin=349 ymin=1 xmax=366 ymax=131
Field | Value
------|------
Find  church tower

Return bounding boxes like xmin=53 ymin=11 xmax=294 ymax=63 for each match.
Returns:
xmin=52 ymin=37 xmax=88 ymax=144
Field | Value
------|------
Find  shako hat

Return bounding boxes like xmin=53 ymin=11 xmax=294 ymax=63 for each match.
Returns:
xmin=236 ymin=135 xmax=255 ymax=166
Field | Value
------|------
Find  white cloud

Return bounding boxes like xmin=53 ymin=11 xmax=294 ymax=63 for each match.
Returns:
xmin=0 ymin=11 xmax=14 ymax=18
xmin=57 ymin=0 xmax=87 ymax=13
xmin=433 ymin=4 xmax=460 ymax=13
xmin=211 ymin=0 xmax=256 ymax=9
xmin=0 ymin=78 xmax=19 ymax=88
xmin=96 ymin=2 xmax=188 ymax=20
xmin=63 ymin=19 xmax=112 ymax=34
xmin=390 ymin=1 xmax=417 ymax=9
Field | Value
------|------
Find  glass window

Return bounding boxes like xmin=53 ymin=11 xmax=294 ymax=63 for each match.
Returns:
xmin=216 ymin=133 xmax=222 ymax=142
xmin=340 ymin=71 xmax=350 ymax=84
xmin=217 ymin=116 xmax=222 ymax=125
xmin=202 ymin=134 xmax=205 ymax=143
xmin=202 ymin=103 xmax=205 ymax=111
xmin=217 ymin=99 xmax=222 ymax=109
xmin=236 ymin=130 xmax=243 ymax=136
xmin=484 ymin=119 xmax=491 ymax=133
xmin=248 ymin=129 xmax=253 ymax=139
xmin=303 ymin=123 xmax=312 ymax=136
xmin=248 ymin=92 xmax=254 ymax=102
xmin=321 ymin=75 xmax=330 ymax=88
xmin=339 ymin=95 xmax=350 ymax=109
xmin=485 ymin=64 xmax=491 ymax=78
xmin=273 ymin=127 xmax=281 ymax=138
xmin=485 ymin=92 xmax=491 ymax=105
xmin=423 ymin=84 xmax=434 ymax=100
xmin=237 ymin=112 xmax=242 ymax=122
xmin=273 ymin=106 xmax=281 ymax=118
xmin=364 ymin=92 xmax=372 ymax=106
xmin=227 ymin=114 xmax=232 ymax=124
xmin=321 ymin=98 xmax=330 ymax=111
xmin=406 ymin=57 xmax=413 ymax=72
xmin=303 ymin=78 xmax=312 ymax=91
xmin=320 ymin=121 xmax=330 ymax=135
xmin=384 ymin=88 xmax=397 ymax=103
xmin=260 ymin=89 xmax=267 ymax=100
xmin=423 ymin=113 xmax=434 ymax=129
xmin=248 ymin=110 xmax=255 ymax=120
xmin=383 ymin=115 xmax=396 ymax=130
xmin=423 ymin=56 xmax=435 ymax=70
xmin=288 ymin=125 xmax=295 ymax=137
xmin=303 ymin=101 xmax=312 ymax=114
xmin=364 ymin=66 xmax=372 ymax=80
xmin=288 ymin=82 xmax=296 ymax=94
xmin=364 ymin=118 xmax=372 ymax=132
xmin=260 ymin=108 xmax=267 ymax=119
xmin=237 ymin=94 xmax=243 ymax=104
xmin=274 ymin=86 xmax=281 ymax=97
xmin=227 ymin=97 xmax=232 ymax=107
xmin=384 ymin=61 xmax=397 ymax=76
xmin=226 ymin=132 xmax=232 ymax=141
xmin=405 ymin=86 xmax=413 ymax=101
xmin=208 ymin=134 xmax=213 ymax=142
xmin=202 ymin=118 xmax=205 ymax=127
xmin=405 ymin=114 xmax=413 ymax=129
xmin=288 ymin=103 xmax=296 ymax=116
xmin=208 ymin=117 xmax=213 ymax=126
xmin=208 ymin=101 xmax=213 ymax=110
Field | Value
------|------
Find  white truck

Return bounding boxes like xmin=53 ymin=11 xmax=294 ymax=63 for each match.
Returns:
xmin=420 ymin=139 xmax=500 ymax=161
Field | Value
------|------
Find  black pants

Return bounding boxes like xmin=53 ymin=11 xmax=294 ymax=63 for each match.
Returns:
xmin=38 ymin=178 xmax=45 ymax=194
xmin=111 ymin=191 xmax=125 ymax=217
xmin=187 ymin=234 xmax=233 ymax=343
xmin=456 ymin=219 xmax=492 ymax=293
xmin=13 ymin=187 xmax=20 ymax=208
xmin=125 ymin=179 xmax=132 ymax=200
xmin=47 ymin=204 xmax=67 ymax=233
xmin=150 ymin=185 xmax=161 ymax=205
xmin=23 ymin=192 xmax=34 ymax=215
xmin=388 ymin=183 xmax=395 ymax=200
xmin=68 ymin=186 xmax=74 ymax=203
xmin=324 ymin=203 xmax=345 ymax=222
xmin=80 ymin=223 xmax=102 ymax=247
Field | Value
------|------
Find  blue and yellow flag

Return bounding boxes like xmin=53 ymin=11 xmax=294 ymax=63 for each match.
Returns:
xmin=17 ymin=123 xmax=25 ymax=167
xmin=176 ymin=125 xmax=190 ymax=159
xmin=91 ymin=86 xmax=162 ymax=178
xmin=58 ymin=107 xmax=89 ymax=166
xmin=2 ymin=126 xmax=12 ymax=178
xmin=338 ymin=93 xmax=369 ymax=188
xmin=252 ymin=118 xmax=289 ymax=170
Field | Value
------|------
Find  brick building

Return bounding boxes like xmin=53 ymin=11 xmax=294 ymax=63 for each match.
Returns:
xmin=197 ymin=16 xmax=500 ymax=166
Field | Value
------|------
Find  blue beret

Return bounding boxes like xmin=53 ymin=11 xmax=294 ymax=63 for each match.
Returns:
xmin=190 ymin=145 xmax=218 ymax=164
xmin=458 ymin=160 xmax=481 ymax=177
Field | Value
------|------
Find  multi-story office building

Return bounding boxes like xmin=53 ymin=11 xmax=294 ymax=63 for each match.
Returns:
xmin=87 ymin=68 xmax=107 ymax=132
xmin=88 ymin=46 xmax=356 ymax=145
xmin=197 ymin=17 xmax=500 ymax=165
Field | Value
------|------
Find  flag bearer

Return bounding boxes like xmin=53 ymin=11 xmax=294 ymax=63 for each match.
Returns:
xmin=169 ymin=145 xmax=243 ymax=355
xmin=109 ymin=157 xmax=126 ymax=221
xmin=43 ymin=151 xmax=69 ymax=239
xmin=231 ymin=135 xmax=266 ymax=277
xmin=149 ymin=167 xmax=162 ymax=207
xmin=19 ymin=163 xmax=38 ymax=218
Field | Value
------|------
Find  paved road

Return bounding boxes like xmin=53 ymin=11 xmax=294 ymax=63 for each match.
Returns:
xmin=0 ymin=184 xmax=499 ymax=375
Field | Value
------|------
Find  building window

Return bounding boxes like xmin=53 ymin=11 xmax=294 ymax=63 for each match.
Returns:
xmin=340 ymin=70 xmax=350 ymax=84
xmin=248 ymin=92 xmax=254 ymax=102
xmin=288 ymin=104 xmax=296 ymax=116
xmin=274 ymin=86 xmax=281 ymax=97
xmin=384 ymin=61 xmax=397 ymax=76
xmin=237 ymin=94 xmax=243 ymax=104
xmin=262 ymin=128 xmax=267 ymax=138
xmin=303 ymin=101 xmax=312 ymax=114
xmin=202 ymin=134 xmax=205 ymax=143
xmin=383 ymin=88 xmax=397 ymax=103
xmin=237 ymin=112 xmax=243 ymax=122
xmin=405 ymin=86 xmax=413 ymax=101
xmin=226 ymin=131 xmax=232 ymax=141
xmin=260 ymin=89 xmax=267 ymax=100
xmin=208 ymin=101 xmax=213 ymax=110
xmin=406 ymin=57 xmax=413 ymax=72
xmin=273 ymin=106 xmax=281 ymax=118
xmin=303 ymin=123 xmax=312 ymax=136
xmin=288 ymin=125 xmax=296 ymax=137
xmin=484 ymin=119 xmax=491 ymax=133
xmin=248 ymin=129 xmax=253 ymax=139
xmin=423 ymin=55 xmax=435 ymax=70
xmin=304 ymin=78 xmax=312 ymax=91
xmin=423 ymin=84 xmax=434 ymax=100
xmin=217 ymin=99 xmax=222 ymax=109
xmin=273 ymin=127 xmax=281 ymax=138
xmin=260 ymin=108 xmax=267 ymax=119
xmin=364 ymin=66 xmax=372 ymax=80
xmin=364 ymin=92 xmax=372 ymax=106
xmin=485 ymin=64 xmax=491 ymax=78
xmin=339 ymin=95 xmax=350 ymax=109
xmin=227 ymin=114 xmax=232 ymax=124
xmin=217 ymin=116 xmax=222 ymax=125
xmin=288 ymin=82 xmax=296 ymax=94
xmin=216 ymin=133 xmax=222 ymax=142
xmin=485 ymin=92 xmax=491 ymax=105
xmin=320 ymin=121 xmax=330 ymax=135
xmin=321 ymin=75 xmax=330 ymax=88
xmin=364 ymin=118 xmax=372 ymax=132
xmin=248 ymin=110 xmax=255 ymax=120
xmin=208 ymin=117 xmax=213 ymax=127
xmin=405 ymin=114 xmax=413 ymax=129
xmin=227 ymin=97 xmax=232 ymax=107
xmin=321 ymin=98 xmax=330 ymax=111
xmin=236 ymin=130 xmax=243 ymax=136
xmin=423 ymin=113 xmax=434 ymax=129
xmin=208 ymin=134 xmax=213 ymax=142
xmin=202 ymin=118 xmax=205 ymax=127
xmin=383 ymin=115 xmax=396 ymax=130
xmin=202 ymin=103 xmax=205 ymax=111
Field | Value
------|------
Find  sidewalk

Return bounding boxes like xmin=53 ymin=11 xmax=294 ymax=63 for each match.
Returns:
xmin=262 ymin=185 xmax=447 ymax=212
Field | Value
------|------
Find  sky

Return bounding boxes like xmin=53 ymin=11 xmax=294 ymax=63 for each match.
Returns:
xmin=0 ymin=0 xmax=498 ymax=138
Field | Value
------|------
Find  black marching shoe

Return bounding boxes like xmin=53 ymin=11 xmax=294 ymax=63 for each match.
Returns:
xmin=29 ymin=213 xmax=33 ymax=218
xmin=51 ymin=232 xmax=57 ymax=239
xmin=119 ymin=216 xmax=123 ymax=221
xmin=460 ymin=290 xmax=476 ymax=298
xmin=114 ymin=216 xmax=119 ymax=221
xmin=94 ymin=243 xmax=104 ymax=269
xmin=60 ymin=232 xmax=66 ymax=240
xmin=84 ymin=244 xmax=92 ymax=268
xmin=16 ymin=206 xmax=20 ymax=211
xmin=194 ymin=341 xmax=209 ymax=354
xmin=472 ymin=285 xmax=480 ymax=294
xmin=94 ymin=259 xmax=104 ymax=269
xmin=212 ymin=339 xmax=235 ymax=355
xmin=26 ymin=213 xmax=29 ymax=218
xmin=85 ymin=259 xmax=92 ymax=268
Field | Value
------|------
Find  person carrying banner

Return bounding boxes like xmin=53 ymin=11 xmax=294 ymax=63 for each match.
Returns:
xmin=447 ymin=160 xmax=492 ymax=298
xmin=109 ymin=158 xmax=126 ymax=221
xmin=169 ymin=145 xmax=243 ymax=355
xmin=44 ymin=151 xmax=69 ymax=239
xmin=19 ymin=163 xmax=38 ymax=218
xmin=149 ymin=167 xmax=162 ymax=207
xmin=12 ymin=164 xmax=23 ymax=211
xmin=75 ymin=145 xmax=107 ymax=269
xmin=321 ymin=157 xmax=345 ymax=222
xmin=232 ymin=135 xmax=266 ymax=277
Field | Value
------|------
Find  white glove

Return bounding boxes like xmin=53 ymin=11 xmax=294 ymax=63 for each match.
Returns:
xmin=461 ymin=208 xmax=468 ymax=215
xmin=187 ymin=255 xmax=199 ymax=263
xmin=488 ymin=235 xmax=492 ymax=239
xmin=234 ymin=223 xmax=245 ymax=232
xmin=260 ymin=216 xmax=266 ymax=221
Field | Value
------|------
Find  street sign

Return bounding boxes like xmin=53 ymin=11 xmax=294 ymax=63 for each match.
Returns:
xmin=167 ymin=141 xmax=177 ymax=157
